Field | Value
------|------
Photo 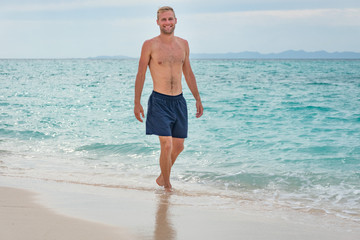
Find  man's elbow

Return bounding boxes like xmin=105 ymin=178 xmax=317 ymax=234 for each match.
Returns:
xmin=136 ymin=69 xmax=147 ymax=80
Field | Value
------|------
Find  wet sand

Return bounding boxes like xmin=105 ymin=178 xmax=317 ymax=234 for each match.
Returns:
xmin=0 ymin=186 xmax=133 ymax=240
xmin=1 ymin=177 xmax=359 ymax=240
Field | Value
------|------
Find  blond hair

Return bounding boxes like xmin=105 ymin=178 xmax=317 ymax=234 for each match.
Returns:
xmin=157 ymin=6 xmax=175 ymax=20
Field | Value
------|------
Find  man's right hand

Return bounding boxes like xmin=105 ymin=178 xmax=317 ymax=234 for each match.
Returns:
xmin=134 ymin=103 xmax=145 ymax=122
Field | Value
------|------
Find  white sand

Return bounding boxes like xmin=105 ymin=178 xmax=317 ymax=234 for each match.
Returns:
xmin=0 ymin=186 xmax=133 ymax=240
xmin=1 ymin=177 xmax=359 ymax=240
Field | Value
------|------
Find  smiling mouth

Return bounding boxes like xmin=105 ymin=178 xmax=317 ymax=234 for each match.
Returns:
xmin=161 ymin=24 xmax=175 ymax=34
xmin=163 ymin=25 xmax=173 ymax=31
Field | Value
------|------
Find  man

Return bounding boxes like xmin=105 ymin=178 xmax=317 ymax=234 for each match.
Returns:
xmin=134 ymin=6 xmax=203 ymax=192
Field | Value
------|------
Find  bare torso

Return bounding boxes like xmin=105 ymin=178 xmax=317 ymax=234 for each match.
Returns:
xmin=148 ymin=36 xmax=186 ymax=95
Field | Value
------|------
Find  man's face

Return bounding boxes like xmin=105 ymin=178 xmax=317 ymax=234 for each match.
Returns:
xmin=157 ymin=11 xmax=177 ymax=35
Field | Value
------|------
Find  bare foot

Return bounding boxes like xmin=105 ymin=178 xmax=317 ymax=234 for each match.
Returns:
xmin=164 ymin=186 xmax=173 ymax=192
xmin=156 ymin=175 xmax=164 ymax=186
xmin=156 ymin=174 xmax=172 ymax=189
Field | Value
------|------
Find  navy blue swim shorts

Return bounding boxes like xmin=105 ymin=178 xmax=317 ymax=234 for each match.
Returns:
xmin=146 ymin=91 xmax=188 ymax=138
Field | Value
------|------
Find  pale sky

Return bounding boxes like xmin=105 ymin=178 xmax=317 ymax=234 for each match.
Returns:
xmin=1 ymin=0 xmax=360 ymax=58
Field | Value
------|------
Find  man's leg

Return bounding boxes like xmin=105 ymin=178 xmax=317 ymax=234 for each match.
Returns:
xmin=171 ymin=137 xmax=185 ymax=165
xmin=158 ymin=136 xmax=173 ymax=191
xmin=156 ymin=137 xmax=185 ymax=188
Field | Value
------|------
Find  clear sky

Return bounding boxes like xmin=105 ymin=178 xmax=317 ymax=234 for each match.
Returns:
xmin=1 ymin=0 xmax=360 ymax=58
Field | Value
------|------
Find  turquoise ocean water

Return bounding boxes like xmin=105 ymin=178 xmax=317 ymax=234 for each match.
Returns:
xmin=1 ymin=59 xmax=359 ymax=222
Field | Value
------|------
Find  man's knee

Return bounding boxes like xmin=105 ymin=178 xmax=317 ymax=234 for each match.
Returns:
xmin=173 ymin=140 xmax=184 ymax=154
xmin=160 ymin=137 xmax=173 ymax=153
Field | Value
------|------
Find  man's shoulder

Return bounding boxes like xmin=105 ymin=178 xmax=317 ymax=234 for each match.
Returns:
xmin=175 ymin=36 xmax=188 ymax=45
xmin=141 ymin=37 xmax=158 ymax=54
xmin=174 ymin=37 xmax=189 ymax=52
xmin=144 ymin=36 xmax=160 ymax=44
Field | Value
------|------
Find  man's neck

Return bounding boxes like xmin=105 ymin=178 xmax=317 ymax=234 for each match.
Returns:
xmin=159 ymin=33 xmax=175 ymax=43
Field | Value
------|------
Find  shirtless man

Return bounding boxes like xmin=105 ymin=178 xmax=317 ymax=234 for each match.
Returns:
xmin=134 ymin=6 xmax=203 ymax=192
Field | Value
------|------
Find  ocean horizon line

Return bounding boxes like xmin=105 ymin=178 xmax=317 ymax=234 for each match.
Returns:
xmin=1 ymin=50 xmax=360 ymax=60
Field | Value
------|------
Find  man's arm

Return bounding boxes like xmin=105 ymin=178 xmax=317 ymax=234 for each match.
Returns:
xmin=134 ymin=40 xmax=151 ymax=122
xmin=182 ymin=40 xmax=203 ymax=118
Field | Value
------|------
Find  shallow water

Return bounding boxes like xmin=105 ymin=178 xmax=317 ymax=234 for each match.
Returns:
xmin=1 ymin=59 xmax=359 ymax=222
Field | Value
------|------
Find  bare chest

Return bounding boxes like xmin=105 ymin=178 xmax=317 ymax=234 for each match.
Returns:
xmin=153 ymin=44 xmax=185 ymax=65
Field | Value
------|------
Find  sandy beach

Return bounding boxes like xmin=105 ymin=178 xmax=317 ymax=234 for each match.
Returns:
xmin=0 ymin=186 xmax=133 ymax=240
xmin=1 ymin=176 xmax=359 ymax=240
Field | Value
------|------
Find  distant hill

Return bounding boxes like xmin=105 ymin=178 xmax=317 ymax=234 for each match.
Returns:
xmin=190 ymin=50 xmax=360 ymax=59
